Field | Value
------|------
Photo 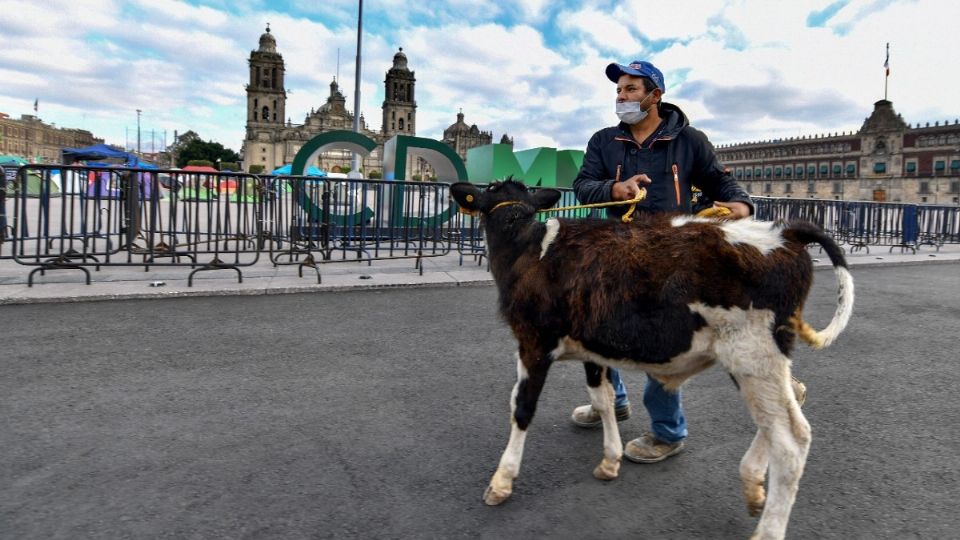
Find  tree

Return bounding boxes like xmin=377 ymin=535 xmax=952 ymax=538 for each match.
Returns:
xmin=173 ymin=132 xmax=241 ymax=168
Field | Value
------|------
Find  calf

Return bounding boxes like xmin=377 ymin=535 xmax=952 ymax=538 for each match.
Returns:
xmin=450 ymin=180 xmax=854 ymax=540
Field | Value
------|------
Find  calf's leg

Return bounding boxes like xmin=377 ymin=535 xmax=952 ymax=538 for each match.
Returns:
xmin=736 ymin=364 xmax=812 ymax=540
xmin=484 ymin=351 xmax=552 ymax=506
xmin=583 ymin=362 xmax=622 ymax=480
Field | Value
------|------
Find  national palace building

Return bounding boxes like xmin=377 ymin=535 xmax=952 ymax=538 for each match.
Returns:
xmin=715 ymin=99 xmax=960 ymax=205
xmin=0 ymin=113 xmax=101 ymax=163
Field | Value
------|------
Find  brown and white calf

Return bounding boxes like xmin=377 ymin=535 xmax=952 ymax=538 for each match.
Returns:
xmin=450 ymin=180 xmax=854 ymax=540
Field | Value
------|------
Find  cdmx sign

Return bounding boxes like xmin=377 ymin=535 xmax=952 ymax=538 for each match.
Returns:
xmin=289 ymin=130 xmax=585 ymax=226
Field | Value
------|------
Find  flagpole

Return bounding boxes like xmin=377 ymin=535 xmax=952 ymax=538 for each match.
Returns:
xmin=883 ymin=42 xmax=890 ymax=101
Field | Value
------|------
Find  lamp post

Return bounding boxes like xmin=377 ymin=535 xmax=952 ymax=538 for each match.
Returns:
xmin=136 ymin=109 xmax=142 ymax=155
xmin=351 ymin=0 xmax=363 ymax=176
xmin=216 ymin=158 xmax=222 ymax=171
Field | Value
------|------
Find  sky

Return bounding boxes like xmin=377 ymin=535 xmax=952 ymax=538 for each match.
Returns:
xmin=0 ymin=0 xmax=956 ymax=159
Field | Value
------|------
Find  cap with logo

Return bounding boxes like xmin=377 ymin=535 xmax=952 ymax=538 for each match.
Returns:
xmin=605 ymin=60 xmax=665 ymax=92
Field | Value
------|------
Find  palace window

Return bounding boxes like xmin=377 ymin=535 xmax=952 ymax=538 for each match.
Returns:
xmin=807 ymin=181 xmax=815 ymax=192
xmin=765 ymin=167 xmax=772 ymax=178
xmin=774 ymin=167 xmax=782 ymax=177
xmin=833 ymin=182 xmax=843 ymax=194
xmin=784 ymin=183 xmax=792 ymax=193
xmin=820 ymin=164 xmax=828 ymax=175
xmin=874 ymin=162 xmax=886 ymax=173
xmin=905 ymin=161 xmax=916 ymax=174
xmin=949 ymin=181 xmax=960 ymax=194
xmin=935 ymin=160 xmax=946 ymax=171
xmin=919 ymin=182 xmax=931 ymax=194
xmin=952 ymin=160 xmax=960 ymax=171
xmin=764 ymin=183 xmax=772 ymax=193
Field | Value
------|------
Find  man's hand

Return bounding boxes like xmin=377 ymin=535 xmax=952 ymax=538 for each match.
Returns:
xmin=713 ymin=201 xmax=751 ymax=219
xmin=611 ymin=174 xmax=652 ymax=201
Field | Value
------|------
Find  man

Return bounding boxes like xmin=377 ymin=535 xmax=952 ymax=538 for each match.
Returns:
xmin=571 ymin=59 xmax=753 ymax=463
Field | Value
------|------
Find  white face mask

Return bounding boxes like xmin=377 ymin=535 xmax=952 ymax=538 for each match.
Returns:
xmin=616 ymin=93 xmax=653 ymax=125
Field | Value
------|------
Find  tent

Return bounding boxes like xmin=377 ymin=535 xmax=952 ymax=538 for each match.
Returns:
xmin=268 ymin=164 xmax=326 ymax=198
xmin=1 ymin=155 xmax=27 ymax=188
xmin=6 ymin=168 xmax=60 ymax=198
xmin=62 ymin=143 xmax=132 ymax=163
xmin=0 ymin=154 xmax=28 ymax=167
xmin=179 ymin=165 xmax=221 ymax=201
xmin=271 ymin=164 xmax=326 ymax=177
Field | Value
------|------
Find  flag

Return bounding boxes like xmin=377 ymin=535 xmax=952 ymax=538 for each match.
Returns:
xmin=884 ymin=43 xmax=890 ymax=76
xmin=33 ymin=98 xmax=38 ymax=112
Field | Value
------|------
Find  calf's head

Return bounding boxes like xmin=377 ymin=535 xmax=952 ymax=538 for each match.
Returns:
xmin=450 ymin=180 xmax=561 ymax=225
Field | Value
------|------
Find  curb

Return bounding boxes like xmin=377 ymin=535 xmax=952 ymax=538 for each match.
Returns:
xmin=0 ymin=256 xmax=956 ymax=307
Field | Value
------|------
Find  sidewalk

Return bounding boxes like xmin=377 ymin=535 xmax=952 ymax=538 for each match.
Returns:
xmin=1 ymin=242 xmax=958 ymax=305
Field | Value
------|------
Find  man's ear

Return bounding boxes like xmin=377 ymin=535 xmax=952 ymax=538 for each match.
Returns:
xmin=450 ymin=182 xmax=483 ymax=213
xmin=530 ymin=188 xmax=562 ymax=210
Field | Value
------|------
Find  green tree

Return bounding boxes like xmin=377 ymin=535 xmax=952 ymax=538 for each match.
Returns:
xmin=174 ymin=133 xmax=240 ymax=168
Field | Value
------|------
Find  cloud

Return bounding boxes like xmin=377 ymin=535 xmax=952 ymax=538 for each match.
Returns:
xmin=0 ymin=0 xmax=955 ymax=160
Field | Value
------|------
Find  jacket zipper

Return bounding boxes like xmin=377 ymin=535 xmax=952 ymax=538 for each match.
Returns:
xmin=672 ymin=164 xmax=680 ymax=206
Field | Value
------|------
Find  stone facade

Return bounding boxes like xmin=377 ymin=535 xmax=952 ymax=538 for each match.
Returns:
xmin=0 ymin=113 xmax=101 ymax=163
xmin=716 ymin=100 xmax=960 ymax=204
xmin=441 ymin=111 xmax=511 ymax=162
xmin=241 ymin=26 xmax=407 ymax=174
xmin=240 ymin=28 xmax=509 ymax=176
xmin=241 ymin=28 xmax=425 ymax=175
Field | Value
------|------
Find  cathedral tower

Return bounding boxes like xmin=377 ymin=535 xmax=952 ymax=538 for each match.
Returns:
xmin=381 ymin=48 xmax=416 ymax=137
xmin=246 ymin=25 xmax=286 ymax=134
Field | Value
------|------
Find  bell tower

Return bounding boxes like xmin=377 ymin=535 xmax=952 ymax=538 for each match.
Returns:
xmin=382 ymin=48 xmax=416 ymax=138
xmin=246 ymin=24 xmax=286 ymax=133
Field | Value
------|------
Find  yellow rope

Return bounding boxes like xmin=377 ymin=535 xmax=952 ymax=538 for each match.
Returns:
xmin=539 ymin=188 xmax=647 ymax=223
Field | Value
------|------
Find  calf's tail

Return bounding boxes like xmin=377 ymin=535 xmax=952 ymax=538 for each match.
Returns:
xmin=783 ymin=221 xmax=855 ymax=349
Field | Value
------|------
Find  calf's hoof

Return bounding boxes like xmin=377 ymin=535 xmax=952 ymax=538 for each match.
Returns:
xmin=483 ymin=485 xmax=512 ymax=506
xmin=592 ymin=458 xmax=620 ymax=481
xmin=744 ymin=483 xmax=766 ymax=517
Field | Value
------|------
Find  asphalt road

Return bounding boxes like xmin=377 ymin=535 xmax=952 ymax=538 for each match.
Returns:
xmin=2 ymin=264 xmax=958 ymax=539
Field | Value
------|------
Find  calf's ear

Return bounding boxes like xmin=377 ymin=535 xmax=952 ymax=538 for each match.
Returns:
xmin=531 ymin=188 xmax=562 ymax=210
xmin=450 ymin=182 xmax=483 ymax=213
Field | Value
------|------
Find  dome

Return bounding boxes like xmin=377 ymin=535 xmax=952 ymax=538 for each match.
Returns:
xmin=392 ymin=47 xmax=408 ymax=69
xmin=258 ymin=24 xmax=277 ymax=53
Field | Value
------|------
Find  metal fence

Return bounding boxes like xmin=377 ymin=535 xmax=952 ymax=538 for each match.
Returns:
xmin=2 ymin=166 xmax=958 ymax=286
xmin=753 ymin=196 xmax=960 ymax=253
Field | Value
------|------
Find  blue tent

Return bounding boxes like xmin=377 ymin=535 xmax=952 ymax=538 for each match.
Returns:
xmin=271 ymin=164 xmax=326 ymax=177
xmin=62 ymin=143 xmax=132 ymax=162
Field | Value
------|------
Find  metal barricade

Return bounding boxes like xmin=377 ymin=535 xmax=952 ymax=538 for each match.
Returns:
xmin=9 ymin=165 xmax=262 ymax=286
xmin=5 ymin=169 xmax=958 ymax=287
xmin=264 ymin=177 xmax=454 ymax=282
xmin=917 ymin=205 xmax=960 ymax=250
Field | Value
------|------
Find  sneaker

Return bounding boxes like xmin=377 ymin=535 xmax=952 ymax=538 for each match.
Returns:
xmin=623 ymin=432 xmax=685 ymax=463
xmin=570 ymin=403 xmax=631 ymax=428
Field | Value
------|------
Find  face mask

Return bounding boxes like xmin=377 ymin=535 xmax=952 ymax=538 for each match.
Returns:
xmin=616 ymin=93 xmax=653 ymax=125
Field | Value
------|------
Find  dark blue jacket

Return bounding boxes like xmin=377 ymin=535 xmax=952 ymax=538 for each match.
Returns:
xmin=574 ymin=102 xmax=753 ymax=219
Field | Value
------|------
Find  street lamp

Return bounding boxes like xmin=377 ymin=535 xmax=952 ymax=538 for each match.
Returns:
xmin=136 ymin=109 xmax=142 ymax=155
xmin=216 ymin=158 xmax=222 ymax=171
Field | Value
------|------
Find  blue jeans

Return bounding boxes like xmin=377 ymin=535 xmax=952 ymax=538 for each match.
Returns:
xmin=611 ymin=368 xmax=688 ymax=443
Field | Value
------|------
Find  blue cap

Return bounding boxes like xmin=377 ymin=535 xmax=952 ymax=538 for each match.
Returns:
xmin=605 ymin=60 xmax=665 ymax=92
